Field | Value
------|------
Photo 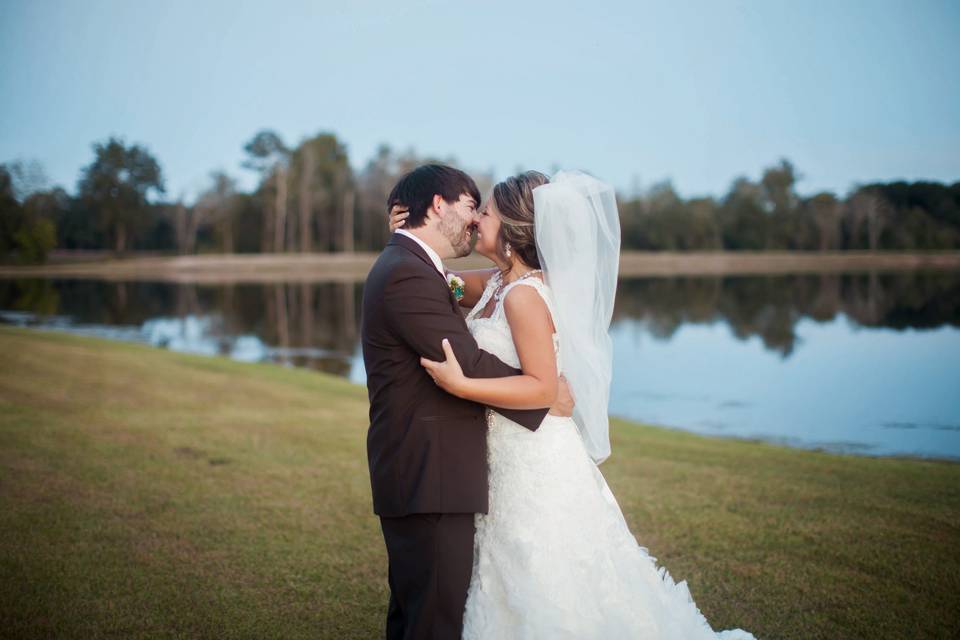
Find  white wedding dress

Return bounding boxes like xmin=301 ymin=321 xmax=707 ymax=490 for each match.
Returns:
xmin=461 ymin=272 xmax=757 ymax=640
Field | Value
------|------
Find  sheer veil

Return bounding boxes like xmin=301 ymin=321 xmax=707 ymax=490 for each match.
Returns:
xmin=533 ymin=170 xmax=621 ymax=464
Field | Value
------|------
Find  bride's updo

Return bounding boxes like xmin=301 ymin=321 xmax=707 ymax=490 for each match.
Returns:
xmin=492 ymin=170 xmax=550 ymax=269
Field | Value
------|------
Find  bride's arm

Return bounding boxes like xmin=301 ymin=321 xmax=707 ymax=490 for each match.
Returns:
xmin=421 ymin=285 xmax=558 ymax=409
xmin=445 ymin=268 xmax=497 ymax=307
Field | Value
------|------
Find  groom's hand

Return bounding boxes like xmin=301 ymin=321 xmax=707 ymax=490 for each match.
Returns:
xmin=548 ymin=375 xmax=575 ymax=417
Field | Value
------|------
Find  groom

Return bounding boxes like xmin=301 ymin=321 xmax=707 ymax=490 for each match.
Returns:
xmin=361 ymin=164 xmax=572 ymax=640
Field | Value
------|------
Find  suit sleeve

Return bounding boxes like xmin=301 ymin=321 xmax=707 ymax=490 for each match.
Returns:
xmin=383 ymin=265 xmax=548 ymax=431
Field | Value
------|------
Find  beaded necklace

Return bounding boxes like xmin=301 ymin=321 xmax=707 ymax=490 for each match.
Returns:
xmin=492 ymin=268 xmax=543 ymax=304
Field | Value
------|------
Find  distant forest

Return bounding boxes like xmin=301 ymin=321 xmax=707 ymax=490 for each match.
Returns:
xmin=2 ymin=131 xmax=959 ymax=264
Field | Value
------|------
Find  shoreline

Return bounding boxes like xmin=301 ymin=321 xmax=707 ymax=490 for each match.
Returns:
xmin=1 ymin=250 xmax=959 ymax=283
xmin=7 ymin=321 xmax=959 ymax=466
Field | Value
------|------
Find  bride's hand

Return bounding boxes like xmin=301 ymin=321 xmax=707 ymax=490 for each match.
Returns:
xmin=420 ymin=338 xmax=466 ymax=396
xmin=388 ymin=204 xmax=409 ymax=232
xmin=548 ymin=375 xmax=575 ymax=417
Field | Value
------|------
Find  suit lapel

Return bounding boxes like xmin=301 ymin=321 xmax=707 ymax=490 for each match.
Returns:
xmin=388 ymin=233 xmax=460 ymax=313
xmin=389 ymin=233 xmax=443 ymax=277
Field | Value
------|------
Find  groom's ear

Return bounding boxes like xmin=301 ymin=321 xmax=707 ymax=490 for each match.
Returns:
xmin=429 ymin=194 xmax=445 ymax=219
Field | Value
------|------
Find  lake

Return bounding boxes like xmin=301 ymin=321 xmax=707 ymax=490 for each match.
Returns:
xmin=2 ymin=270 xmax=958 ymax=460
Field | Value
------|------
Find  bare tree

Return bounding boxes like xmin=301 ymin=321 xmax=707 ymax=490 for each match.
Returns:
xmin=342 ymin=188 xmax=355 ymax=253
xmin=275 ymin=164 xmax=289 ymax=252
xmin=169 ymin=197 xmax=191 ymax=254
xmin=298 ymin=144 xmax=316 ymax=253
xmin=193 ymin=172 xmax=239 ymax=253
xmin=292 ymin=133 xmax=354 ymax=252
xmin=166 ymin=191 xmax=212 ymax=255
xmin=843 ymin=197 xmax=867 ymax=250
xmin=242 ymin=130 xmax=290 ymax=254
xmin=260 ymin=194 xmax=274 ymax=253
xmin=849 ymin=191 xmax=891 ymax=251
xmin=354 ymin=145 xmax=434 ymax=250
xmin=332 ymin=162 xmax=349 ymax=252
xmin=867 ymin=200 xmax=890 ymax=252
xmin=809 ymin=192 xmax=842 ymax=251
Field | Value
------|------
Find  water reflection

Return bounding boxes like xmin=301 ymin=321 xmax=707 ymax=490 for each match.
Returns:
xmin=609 ymin=313 xmax=960 ymax=459
xmin=0 ymin=280 xmax=362 ymax=376
xmin=2 ymin=271 xmax=958 ymax=459
xmin=613 ymin=271 xmax=960 ymax=357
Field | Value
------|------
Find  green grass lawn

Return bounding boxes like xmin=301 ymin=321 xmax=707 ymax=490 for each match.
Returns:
xmin=1 ymin=325 xmax=958 ymax=639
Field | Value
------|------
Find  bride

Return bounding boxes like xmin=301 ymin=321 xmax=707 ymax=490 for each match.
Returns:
xmin=392 ymin=170 xmax=757 ymax=639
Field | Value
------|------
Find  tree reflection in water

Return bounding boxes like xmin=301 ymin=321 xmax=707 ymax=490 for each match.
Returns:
xmin=1 ymin=270 xmax=958 ymax=368
xmin=0 ymin=278 xmax=362 ymax=377
xmin=612 ymin=271 xmax=960 ymax=357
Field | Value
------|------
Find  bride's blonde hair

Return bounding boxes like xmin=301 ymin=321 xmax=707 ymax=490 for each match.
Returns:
xmin=492 ymin=170 xmax=550 ymax=269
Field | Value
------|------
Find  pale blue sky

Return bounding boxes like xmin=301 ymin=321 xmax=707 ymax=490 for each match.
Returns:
xmin=1 ymin=0 xmax=958 ymax=202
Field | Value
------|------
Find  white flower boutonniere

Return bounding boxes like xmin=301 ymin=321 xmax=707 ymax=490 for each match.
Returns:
xmin=446 ymin=273 xmax=465 ymax=301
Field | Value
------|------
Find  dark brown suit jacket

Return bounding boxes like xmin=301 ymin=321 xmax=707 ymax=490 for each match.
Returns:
xmin=361 ymin=232 xmax=548 ymax=517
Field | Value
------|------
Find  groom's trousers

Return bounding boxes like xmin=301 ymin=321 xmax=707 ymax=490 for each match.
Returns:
xmin=379 ymin=512 xmax=475 ymax=640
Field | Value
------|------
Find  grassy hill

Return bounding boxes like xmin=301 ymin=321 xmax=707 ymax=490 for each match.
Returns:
xmin=1 ymin=325 xmax=957 ymax=639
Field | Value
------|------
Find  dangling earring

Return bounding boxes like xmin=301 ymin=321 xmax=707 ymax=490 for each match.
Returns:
xmin=505 ymin=243 xmax=512 ymax=258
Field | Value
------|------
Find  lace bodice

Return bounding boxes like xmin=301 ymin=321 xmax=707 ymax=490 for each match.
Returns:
xmin=465 ymin=271 xmax=561 ymax=373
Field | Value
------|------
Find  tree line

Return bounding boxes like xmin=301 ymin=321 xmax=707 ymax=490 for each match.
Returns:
xmin=1 ymin=131 xmax=460 ymax=262
xmin=620 ymin=160 xmax=960 ymax=252
xmin=2 ymin=133 xmax=958 ymax=264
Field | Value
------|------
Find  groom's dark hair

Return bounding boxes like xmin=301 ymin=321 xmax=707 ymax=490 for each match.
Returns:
xmin=387 ymin=164 xmax=481 ymax=229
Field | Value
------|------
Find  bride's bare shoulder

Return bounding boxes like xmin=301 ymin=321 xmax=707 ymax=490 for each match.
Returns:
xmin=502 ymin=282 xmax=556 ymax=333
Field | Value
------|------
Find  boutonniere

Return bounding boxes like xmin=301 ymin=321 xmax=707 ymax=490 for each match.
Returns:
xmin=446 ymin=273 xmax=465 ymax=301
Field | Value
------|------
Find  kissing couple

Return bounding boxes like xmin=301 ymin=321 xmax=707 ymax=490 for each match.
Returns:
xmin=361 ymin=165 xmax=757 ymax=639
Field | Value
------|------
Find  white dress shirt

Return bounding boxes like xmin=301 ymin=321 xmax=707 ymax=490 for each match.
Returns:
xmin=395 ymin=228 xmax=445 ymax=276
